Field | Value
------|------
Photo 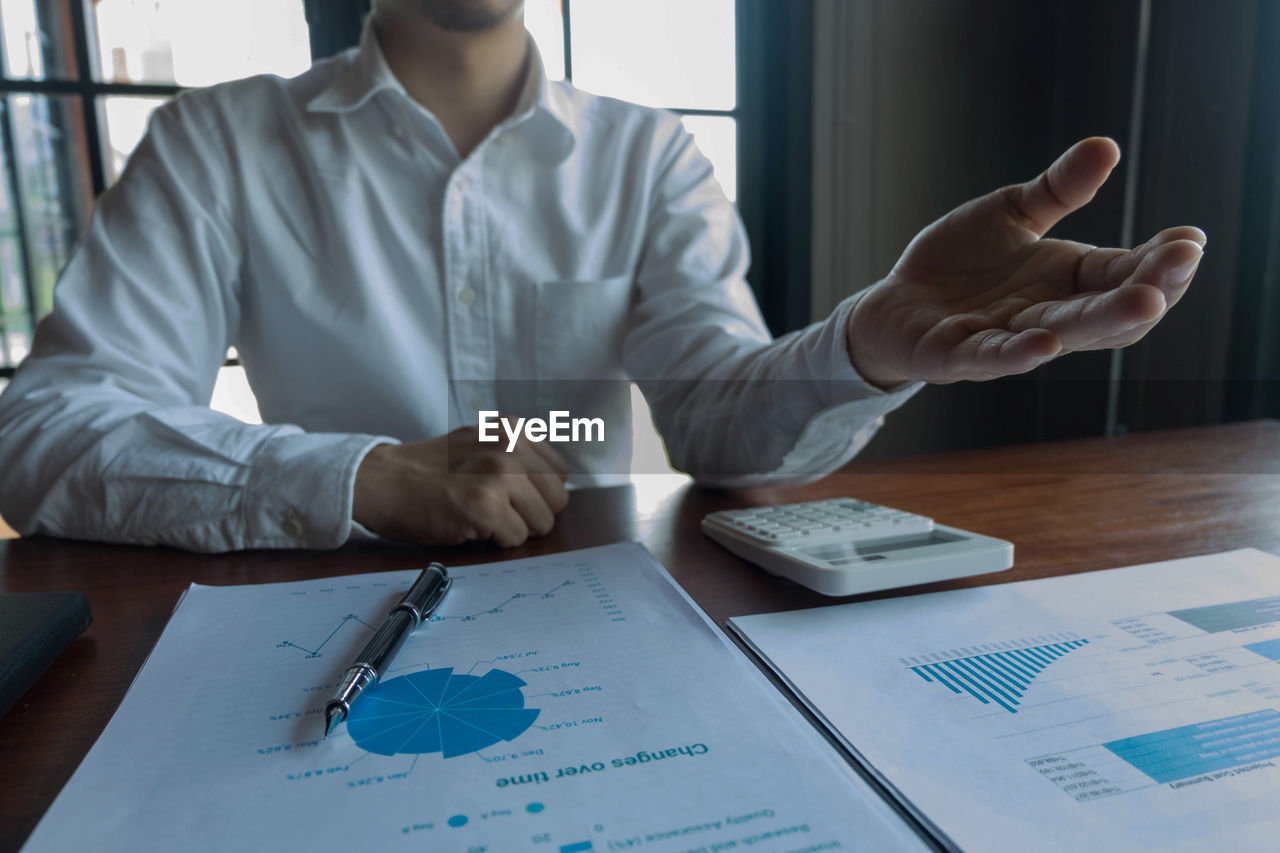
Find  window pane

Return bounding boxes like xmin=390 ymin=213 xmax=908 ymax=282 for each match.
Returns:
xmin=0 ymin=122 xmax=24 ymax=371
xmin=0 ymin=236 xmax=24 ymax=312
xmin=0 ymin=0 xmax=79 ymax=79
xmin=570 ymin=0 xmax=734 ymax=110
xmin=6 ymin=93 xmax=92 ymax=319
xmin=210 ymin=364 xmax=261 ymax=424
xmin=92 ymin=0 xmax=310 ymax=86
xmin=3 ymin=315 xmax=30 ymax=365
xmin=0 ymin=125 xmax=25 ymax=334
xmin=681 ymin=115 xmax=735 ymax=202
xmin=629 ymin=381 xmax=676 ymax=477
xmin=524 ymin=0 xmax=563 ymax=82
xmin=100 ymin=95 xmax=167 ymax=183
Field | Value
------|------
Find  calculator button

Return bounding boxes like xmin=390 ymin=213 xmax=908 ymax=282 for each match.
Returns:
xmin=707 ymin=499 xmax=934 ymax=547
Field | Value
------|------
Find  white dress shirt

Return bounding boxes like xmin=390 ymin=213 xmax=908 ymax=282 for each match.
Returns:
xmin=0 ymin=27 xmax=919 ymax=552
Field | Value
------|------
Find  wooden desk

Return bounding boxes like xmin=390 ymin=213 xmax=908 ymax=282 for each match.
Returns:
xmin=3 ymin=420 xmax=1278 ymax=851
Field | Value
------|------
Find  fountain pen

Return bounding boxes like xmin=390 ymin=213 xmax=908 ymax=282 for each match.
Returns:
xmin=323 ymin=562 xmax=452 ymax=738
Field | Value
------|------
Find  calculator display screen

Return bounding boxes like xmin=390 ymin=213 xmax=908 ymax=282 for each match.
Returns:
xmin=799 ymin=530 xmax=965 ymax=566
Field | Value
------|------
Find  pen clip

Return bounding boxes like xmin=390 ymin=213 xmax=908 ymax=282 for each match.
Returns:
xmin=420 ymin=576 xmax=452 ymax=620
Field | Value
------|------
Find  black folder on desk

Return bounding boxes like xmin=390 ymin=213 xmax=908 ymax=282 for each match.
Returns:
xmin=0 ymin=591 xmax=92 ymax=718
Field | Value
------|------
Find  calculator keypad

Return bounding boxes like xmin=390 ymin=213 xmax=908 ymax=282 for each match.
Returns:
xmin=705 ymin=499 xmax=933 ymax=545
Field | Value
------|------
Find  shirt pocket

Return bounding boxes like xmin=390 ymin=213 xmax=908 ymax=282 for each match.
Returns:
xmin=534 ymin=275 xmax=634 ymax=380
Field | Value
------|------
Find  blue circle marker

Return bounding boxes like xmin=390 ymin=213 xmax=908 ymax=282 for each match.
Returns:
xmin=526 ymin=802 xmax=545 ymax=814
xmin=448 ymin=815 xmax=468 ymax=828
xmin=346 ymin=668 xmax=541 ymax=758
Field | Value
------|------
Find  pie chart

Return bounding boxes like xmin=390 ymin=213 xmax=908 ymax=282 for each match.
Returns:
xmin=346 ymin=667 xmax=541 ymax=758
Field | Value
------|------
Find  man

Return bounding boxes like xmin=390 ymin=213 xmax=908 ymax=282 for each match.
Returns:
xmin=0 ymin=0 xmax=1204 ymax=552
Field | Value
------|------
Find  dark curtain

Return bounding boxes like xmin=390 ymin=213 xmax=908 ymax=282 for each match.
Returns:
xmin=304 ymin=0 xmax=370 ymax=60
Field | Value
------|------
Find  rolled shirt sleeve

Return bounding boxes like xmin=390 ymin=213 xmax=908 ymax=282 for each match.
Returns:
xmin=625 ymin=118 xmax=922 ymax=485
xmin=0 ymin=98 xmax=392 ymax=553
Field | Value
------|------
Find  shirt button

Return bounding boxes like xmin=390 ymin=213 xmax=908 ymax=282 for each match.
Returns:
xmin=391 ymin=125 xmax=405 ymax=140
xmin=454 ymin=176 xmax=470 ymax=193
xmin=283 ymin=517 xmax=305 ymax=537
xmin=469 ymin=395 xmax=485 ymax=410
xmin=457 ymin=287 xmax=477 ymax=305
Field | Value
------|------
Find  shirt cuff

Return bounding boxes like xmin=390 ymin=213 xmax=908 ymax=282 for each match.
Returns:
xmin=347 ymin=518 xmax=382 ymax=542
xmin=713 ymin=291 xmax=924 ymax=487
xmin=241 ymin=432 xmax=398 ymax=549
xmin=822 ymin=288 xmax=925 ymax=403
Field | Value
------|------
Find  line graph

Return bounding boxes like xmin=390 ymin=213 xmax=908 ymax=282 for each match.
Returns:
xmin=430 ymin=581 xmax=575 ymax=622
xmin=277 ymin=613 xmax=375 ymax=657
xmin=276 ymin=580 xmax=578 ymax=656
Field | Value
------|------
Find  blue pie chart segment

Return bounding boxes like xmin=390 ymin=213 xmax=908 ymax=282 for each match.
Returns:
xmin=347 ymin=667 xmax=541 ymax=758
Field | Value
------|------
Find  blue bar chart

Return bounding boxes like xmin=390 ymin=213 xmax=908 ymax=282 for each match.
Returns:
xmin=1102 ymin=710 xmax=1280 ymax=784
xmin=1029 ymin=709 xmax=1280 ymax=800
xmin=905 ymin=636 xmax=1089 ymax=713
xmin=1245 ymin=639 xmax=1280 ymax=661
xmin=1168 ymin=596 xmax=1280 ymax=633
xmin=1116 ymin=594 xmax=1280 ymax=645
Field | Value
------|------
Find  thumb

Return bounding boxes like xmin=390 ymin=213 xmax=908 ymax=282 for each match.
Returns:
xmin=1009 ymin=137 xmax=1120 ymax=237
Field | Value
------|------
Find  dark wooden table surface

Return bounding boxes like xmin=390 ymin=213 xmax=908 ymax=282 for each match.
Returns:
xmin=3 ymin=420 xmax=1278 ymax=851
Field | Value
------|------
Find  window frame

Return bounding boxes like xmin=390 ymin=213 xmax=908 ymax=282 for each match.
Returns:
xmin=0 ymin=0 xmax=183 ymax=378
xmin=0 ymin=15 xmax=183 ymax=194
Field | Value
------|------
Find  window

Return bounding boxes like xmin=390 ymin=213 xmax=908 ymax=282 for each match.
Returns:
xmin=0 ymin=0 xmax=311 ymax=377
xmin=525 ymin=0 xmax=737 ymax=201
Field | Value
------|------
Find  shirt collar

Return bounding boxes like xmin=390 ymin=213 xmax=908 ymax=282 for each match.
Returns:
xmin=306 ymin=20 xmax=576 ymax=165
xmin=305 ymin=22 xmax=402 ymax=115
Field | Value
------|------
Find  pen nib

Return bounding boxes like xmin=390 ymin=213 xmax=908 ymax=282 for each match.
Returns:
xmin=324 ymin=702 xmax=345 ymax=739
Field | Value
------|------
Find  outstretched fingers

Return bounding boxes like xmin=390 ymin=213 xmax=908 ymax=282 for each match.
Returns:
xmin=920 ymin=313 xmax=1061 ymax=381
xmin=1120 ymin=237 xmax=1203 ymax=310
xmin=1008 ymin=286 xmax=1167 ymax=352
xmin=1075 ymin=226 xmax=1206 ymax=293
xmin=950 ymin=327 xmax=1062 ymax=379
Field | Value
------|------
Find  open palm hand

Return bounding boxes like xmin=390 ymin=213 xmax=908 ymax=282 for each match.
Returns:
xmin=847 ymin=138 xmax=1205 ymax=386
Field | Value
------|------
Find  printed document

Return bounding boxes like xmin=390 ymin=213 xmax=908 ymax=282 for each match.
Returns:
xmin=23 ymin=542 xmax=926 ymax=852
xmin=730 ymin=548 xmax=1280 ymax=852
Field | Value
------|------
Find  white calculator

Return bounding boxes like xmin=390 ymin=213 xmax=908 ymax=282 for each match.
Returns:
xmin=701 ymin=498 xmax=1013 ymax=596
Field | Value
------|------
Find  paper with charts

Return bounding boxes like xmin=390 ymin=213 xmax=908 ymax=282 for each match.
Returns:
xmin=729 ymin=547 xmax=1280 ymax=852
xmin=22 ymin=541 xmax=927 ymax=853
